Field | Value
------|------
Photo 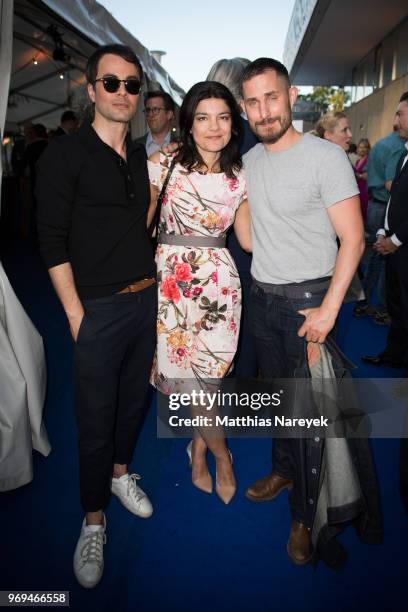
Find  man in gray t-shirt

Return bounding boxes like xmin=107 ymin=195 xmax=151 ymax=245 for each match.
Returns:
xmin=244 ymin=134 xmax=359 ymax=285
xmin=240 ymin=58 xmax=364 ymax=566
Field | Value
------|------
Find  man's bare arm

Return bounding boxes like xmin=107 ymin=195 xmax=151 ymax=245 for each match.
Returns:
xmin=298 ymin=195 xmax=365 ymax=343
xmin=48 ymin=262 xmax=84 ymax=341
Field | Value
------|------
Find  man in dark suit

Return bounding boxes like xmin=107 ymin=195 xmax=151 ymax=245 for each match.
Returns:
xmin=363 ymin=92 xmax=408 ymax=369
xmin=134 ymin=90 xmax=176 ymax=156
xmin=363 ymin=91 xmax=408 ymax=513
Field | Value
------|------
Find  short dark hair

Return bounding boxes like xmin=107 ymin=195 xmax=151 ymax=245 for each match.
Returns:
xmin=144 ymin=90 xmax=175 ymax=113
xmin=175 ymin=81 xmax=242 ymax=179
xmin=61 ymin=110 xmax=77 ymax=124
xmin=240 ymin=57 xmax=291 ymax=95
xmin=33 ymin=123 xmax=47 ymax=139
xmin=399 ymin=91 xmax=408 ymax=103
xmin=86 ymin=44 xmax=143 ymax=85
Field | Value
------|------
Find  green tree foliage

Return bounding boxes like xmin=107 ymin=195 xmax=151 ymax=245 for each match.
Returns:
xmin=298 ymin=87 xmax=350 ymax=114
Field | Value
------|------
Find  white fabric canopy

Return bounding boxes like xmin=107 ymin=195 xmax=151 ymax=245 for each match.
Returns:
xmin=0 ymin=261 xmax=51 ymax=492
xmin=6 ymin=0 xmax=184 ymax=131
xmin=1 ymin=0 xmax=50 ymax=492
xmin=42 ymin=0 xmax=184 ymax=106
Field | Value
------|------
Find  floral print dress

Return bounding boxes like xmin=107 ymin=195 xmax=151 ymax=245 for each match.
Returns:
xmin=148 ymin=154 xmax=247 ymax=394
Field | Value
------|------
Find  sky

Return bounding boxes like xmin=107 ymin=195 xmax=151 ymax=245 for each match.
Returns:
xmin=98 ymin=0 xmax=296 ymax=93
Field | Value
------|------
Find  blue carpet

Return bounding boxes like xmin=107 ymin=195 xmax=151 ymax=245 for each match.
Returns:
xmin=0 ymin=240 xmax=406 ymax=612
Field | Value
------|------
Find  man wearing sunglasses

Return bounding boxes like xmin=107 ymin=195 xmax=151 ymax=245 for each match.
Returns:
xmin=36 ymin=44 xmax=157 ymax=588
xmin=135 ymin=90 xmax=176 ymax=156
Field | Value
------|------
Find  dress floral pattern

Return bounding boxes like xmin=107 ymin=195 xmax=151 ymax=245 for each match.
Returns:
xmin=148 ymin=154 xmax=247 ymax=394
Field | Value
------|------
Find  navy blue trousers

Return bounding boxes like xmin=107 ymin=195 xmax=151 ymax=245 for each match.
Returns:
xmin=74 ymin=285 xmax=157 ymax=512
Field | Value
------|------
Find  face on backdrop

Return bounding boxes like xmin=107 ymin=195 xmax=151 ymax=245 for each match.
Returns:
xmin=324 ymin=117 xmax=352 ymax=151
xmin=190 ymin=97 xmax=232 ymax=159
xmin=241 ymin=69 xmax=298 ymax=144
xmin=87 ymin=53 xmax=140 ymax=125
xmin=395 ymin=100 xmax=408 ymax=140
xmin=145 ymin=96 xmax=173 ymax=135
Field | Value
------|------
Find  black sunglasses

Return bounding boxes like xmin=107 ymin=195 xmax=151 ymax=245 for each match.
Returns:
xmin=94 ymin=77 xmax=141 ymax=95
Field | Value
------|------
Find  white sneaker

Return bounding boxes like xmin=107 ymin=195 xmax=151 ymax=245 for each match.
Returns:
xmin=73 ymin=516 xmax=106 ymax=589
xmin=111 ymin=473 xmax=153 ymax=518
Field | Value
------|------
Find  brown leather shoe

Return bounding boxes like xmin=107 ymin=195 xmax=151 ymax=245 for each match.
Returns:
xmin=245 ymin=473 xmax=293 ymax=502
xmin=287 ymin=520 xmax=311 ymax=566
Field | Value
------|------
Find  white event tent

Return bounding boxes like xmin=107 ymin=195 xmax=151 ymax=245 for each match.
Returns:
xmin=3 ymin=0 xmax=184 ymax=133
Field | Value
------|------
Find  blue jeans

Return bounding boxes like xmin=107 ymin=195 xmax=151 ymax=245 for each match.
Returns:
xmin=362 ymin=200 xmax=387 ymax=312
xmin=251 ymin=279 xmax=333 ymax=523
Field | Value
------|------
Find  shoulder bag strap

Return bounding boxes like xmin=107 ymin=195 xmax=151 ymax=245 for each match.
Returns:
xmin=152 ymin=156 xmax=177 ymax=238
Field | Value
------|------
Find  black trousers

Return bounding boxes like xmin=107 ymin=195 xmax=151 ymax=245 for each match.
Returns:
xmin=74 ymin=284 xmax=157 ymax=512
xmin=383 ymin=246 xmax=408 ymax=367
xmin=382 ymin=248 xmax=408 ymax=512
xmin=401 ymin=413 xmax=408 ymax=514
xmin=251 ymin=280 xmax=331 ymax=525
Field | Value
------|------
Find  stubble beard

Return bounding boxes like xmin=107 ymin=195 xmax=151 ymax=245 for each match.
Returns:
xmin=255 ymin=111 xmax=292 ymax=144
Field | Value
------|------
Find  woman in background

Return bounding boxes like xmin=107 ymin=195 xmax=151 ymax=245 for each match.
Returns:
xmin=354 ymin=138 xmax=371 ymax=222
xmin=316 ymin=112 xmax=364 ymax=304
xmin=315 ymin=111 xmax=353 ymax=151
xmin=347 ymin=142 xmax=359 ymax=167
xmin=206 ymin=58 xmax=258 ymax=156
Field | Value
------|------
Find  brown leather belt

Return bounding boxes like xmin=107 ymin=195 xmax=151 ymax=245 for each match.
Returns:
xmin=116 ymin=278 xmax=156 ymax=294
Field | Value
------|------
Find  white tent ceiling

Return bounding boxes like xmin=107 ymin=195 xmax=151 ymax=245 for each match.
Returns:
xmin=6 ymin=0 xmax=185 ymax=131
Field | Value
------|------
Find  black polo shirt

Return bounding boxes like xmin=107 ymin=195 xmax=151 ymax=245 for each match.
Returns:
xmin=36 ymin=121 xmax=155 ymax=299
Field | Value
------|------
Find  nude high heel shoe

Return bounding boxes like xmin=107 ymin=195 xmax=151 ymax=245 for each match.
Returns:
xmin=186 ymin=441 xmax=213 ymax=494
xmin=216 ymin=476 xmax=236 ymax=505
xmin=216 ymin=449 xmax=236 ymax=505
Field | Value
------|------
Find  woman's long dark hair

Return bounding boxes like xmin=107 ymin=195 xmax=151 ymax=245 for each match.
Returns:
xmin=175 ymin=81 xmax=243 ymax=178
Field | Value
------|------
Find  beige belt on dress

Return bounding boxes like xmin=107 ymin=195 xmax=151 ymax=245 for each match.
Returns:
xmin=158 ymin=232 xmax=226 ymax=248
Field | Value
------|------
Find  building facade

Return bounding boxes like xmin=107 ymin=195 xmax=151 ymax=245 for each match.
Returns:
xmin=284 ymin=0 xmax=408 ymax=143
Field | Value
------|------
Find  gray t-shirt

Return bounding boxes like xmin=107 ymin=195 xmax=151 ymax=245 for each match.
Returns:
xmin=243 ymin=134 xmax=359 ymax=284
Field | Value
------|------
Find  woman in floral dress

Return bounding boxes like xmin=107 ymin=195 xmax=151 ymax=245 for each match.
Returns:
xmin=147 ymin=81 xmax=251 ymax=504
